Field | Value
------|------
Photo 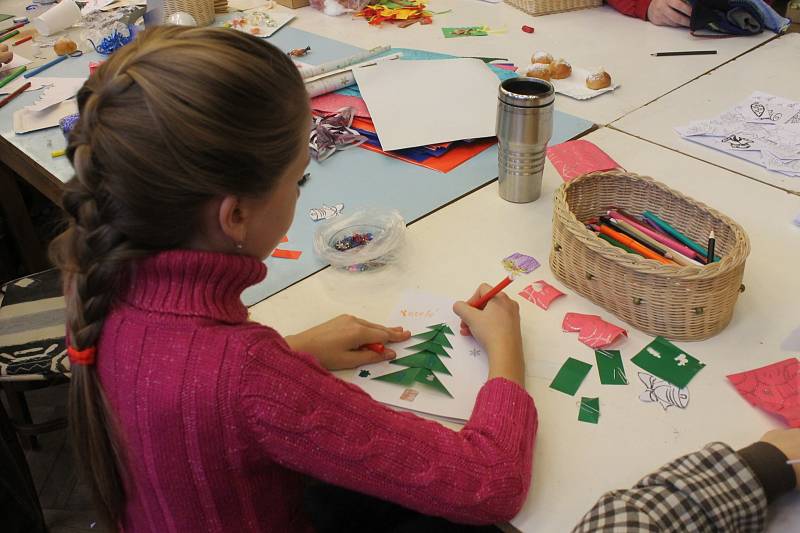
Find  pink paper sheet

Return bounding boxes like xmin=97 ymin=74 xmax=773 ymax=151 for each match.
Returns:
xmin=546 ymin=139 xmax=621 ymax=182
xmin=311 ymin=93 xmax=371 ymax=119
xmin=727 ymin=358 xmax=800 ymax=428
xmin=562 ymin=312 xmax=627 ymax=349
xmin=519 ymin=281 xmax=565 ymax=310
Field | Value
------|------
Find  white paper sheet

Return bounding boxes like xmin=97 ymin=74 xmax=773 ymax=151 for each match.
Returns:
xmin=353 ymin=58 xmax=499 ymax=151
xmin=351 ymin=290 xmax=489 ymax=422
xmin=26 ymin=78 xmax=85 ymax=112
xmin=0 ymin=77 xmax=48 ymax=95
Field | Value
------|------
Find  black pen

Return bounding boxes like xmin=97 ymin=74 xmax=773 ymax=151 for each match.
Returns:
xmin=651 ymin=50 xmax=717 ymax=57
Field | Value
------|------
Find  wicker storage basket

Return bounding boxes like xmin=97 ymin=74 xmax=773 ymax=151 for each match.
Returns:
xmin=505 ymin=0 xmax=602 ymax=16
xmin=550 ymin=171 xmax=750 ymax=341
xmin=165 ymin=0 xmax=216 ymax=26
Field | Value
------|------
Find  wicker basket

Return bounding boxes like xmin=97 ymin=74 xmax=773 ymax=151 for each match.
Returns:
xmin=165 ymin=0 xmax=216 ymax=26
xmin=549 ymin=171 xmax=750 ymax=341
xmin=505 ymin=0 xmax=602 ymax=16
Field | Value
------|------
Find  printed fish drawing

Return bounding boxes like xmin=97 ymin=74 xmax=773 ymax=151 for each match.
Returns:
xmin=308 ymin=203 xmax=344 ymax=222
xmin=638 ymin=372 xmax=689 ymax=410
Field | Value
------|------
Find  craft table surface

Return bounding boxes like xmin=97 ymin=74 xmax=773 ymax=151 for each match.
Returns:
xmin=249 ymin=126 xmax=800 ymax=532
xmin=283 ymin=2 xmax=774 ymax=125
xmin=613 ymin=33 xmax=800 ymax=194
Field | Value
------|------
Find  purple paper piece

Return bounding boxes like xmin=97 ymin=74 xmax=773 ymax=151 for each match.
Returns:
xmin=502 ymin=253 xmax=541 ymax=275
xmin=310 ymin=107 xmax=367 ymax=162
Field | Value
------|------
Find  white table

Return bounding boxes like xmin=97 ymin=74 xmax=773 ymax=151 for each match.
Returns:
xmin=613 ymin=33 xmax=800 ymax=194
xmin=250 ymin=126 xmax=800 ymax=532
xmin=283 ymin=2 xmax=774 ymax=125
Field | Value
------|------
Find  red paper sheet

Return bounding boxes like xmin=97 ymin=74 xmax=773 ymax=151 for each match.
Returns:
xmin=727 ymin=358 xmax=800 ymax=428
xmin=311 ymin=93 xmax=372 ymax=119
xmin=352 ymin=117 xmax=495 ymax=173
xmin=546 ymin=139 xmax=621 ymax=182
xmin=562 ymin=312 xmax=627 ymax=349
xmin=519 ymin=281 xmax=565 ymax=310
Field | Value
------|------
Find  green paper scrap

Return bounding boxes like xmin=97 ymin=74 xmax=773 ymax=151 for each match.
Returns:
xmin=549 ymin=357 xmax=593 ymax=396
xmin=442 ymin=26 xmax=489 ymax=38
xmin=631 ymin=337 xmax=705 ymax=389
xmin=595 ymin=350 xmax=628 ymax=385
xmin=374 ymin=323 xmax=455 ymax=397
xmin=578 ymin=397 xmax=600 ymax=424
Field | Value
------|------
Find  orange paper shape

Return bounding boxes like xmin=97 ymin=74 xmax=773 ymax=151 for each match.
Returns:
xmin=727 ymin=358 xmax=800 ymax=428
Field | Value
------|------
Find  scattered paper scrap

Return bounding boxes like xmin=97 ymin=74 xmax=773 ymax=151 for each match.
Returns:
xmin=550 ymin=357 xmax=592 ymax=396
xmin=675 ymin=92 xmax=800 ymax=177
xmin=222 ymin=9 xmax=294 ymax=38
xmin=727 ymin=358 xmax=799 ymax=428
xmin=595 ymin=349 xmax=628 ymax=385
xmin=441 ymin=26 xmax=504 ymax=38
xmin=502 ymin=253 xmax=540 ymax=275
xmin=518 ymin=280 xmax=565 ymax=310
xmin=271 ymin=235 xmax=301 ymax=260
xmin=638 ymin=372 xmax=689 ymax=410
xmin=310 ymin=107 xmax=367 ymax=162
xmin=562 ymin=312 xmax=627 ymax=349
xmin=26 ymin=78 xmax=85 ymax=112
xmin=631 ymin=337 xmax=705 ymax=389
xmin=578 ymin=396 xmax=600 ymax=424
xmin=546 ymin=139 xmax=621 ymax=182
xmin=356 ymin=0 xmax=434 ymax=27
xmin=309 ymin=203 xmax=344 ymax=222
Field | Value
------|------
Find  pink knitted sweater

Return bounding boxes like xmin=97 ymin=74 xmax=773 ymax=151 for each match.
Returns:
xmin=97 ymin=250 xmax=538 ymax=532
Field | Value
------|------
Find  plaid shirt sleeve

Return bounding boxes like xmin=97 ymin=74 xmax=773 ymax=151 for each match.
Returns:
xmin=572 ymin=442 xmax=767 ymax=533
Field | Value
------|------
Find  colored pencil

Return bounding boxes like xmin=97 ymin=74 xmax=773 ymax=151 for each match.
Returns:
xmin=651 ymin=50 xmax=717 ymax=57
xmin=596 ymin=224 xmax=675 ymax=265
xmin=707 ymin=231 xmax=716 ymax=264
xmin=1 ymin=22 xmax=27 ymax=36
xmin=596 ymin=232 xmax=640 ymax=256
xmin=601 ymin=216 xmax=670 ymax=257
xmin=642 ymin=211 xmax=720 ymax=261
xmin=23 ymin=54 xmax=68 ymax=78
xmin=0 ymin=80 xmax=30 ymax=109
xmin=609 ymin=209 xmax=703 ymax=261
xmin=471 ymin=276 xmax=513 ymax=310
xmin=0 ymin=65 xmax=26 ymax=89
xmin=0 ymin=30 xmax=19 ymax=43
xmin=609 ymin=217 xmax=700 ymax=267
xmin=362 ymin=343 xmax=385 ymax=354
xmin=13 ymin=35 xmax=32 ymax=46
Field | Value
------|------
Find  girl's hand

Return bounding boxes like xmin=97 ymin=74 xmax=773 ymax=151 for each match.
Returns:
xmin=286 ymin=315 xmax=411 ymax=371
xmin=453 ymin=284 xmax=525 ymax=386
xmin=0 ymin=44 xmax=12 ymax=65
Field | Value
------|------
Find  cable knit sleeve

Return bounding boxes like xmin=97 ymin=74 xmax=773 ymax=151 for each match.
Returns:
xmin=606 ymin=0 xmax=651 ymax=20
xmin=235 ymin=330 xmax=537 ymax=525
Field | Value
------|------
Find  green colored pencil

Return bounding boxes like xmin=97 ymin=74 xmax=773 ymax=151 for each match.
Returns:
xmin=0 ymin=30 xmax=19 ymax=43
xmin=0 ymin=65 xmax=26 ymax=89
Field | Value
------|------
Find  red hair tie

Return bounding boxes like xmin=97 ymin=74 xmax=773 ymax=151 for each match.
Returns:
xmin=68 ymin=345 xmax=97 ymax=366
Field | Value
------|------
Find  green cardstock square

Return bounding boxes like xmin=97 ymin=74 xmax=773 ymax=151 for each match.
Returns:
xmin=578 ymin=397 xmax=600 ymax=424
xmin=550 ymin=357 xmax=592 ymax=396
xmin=631 ymin=337 xmax=705 ymax=389
xmin=595 ymin=350 xmax=628 ymax=385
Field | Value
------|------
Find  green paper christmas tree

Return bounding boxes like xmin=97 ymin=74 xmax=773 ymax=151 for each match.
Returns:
xmin=373 ymin=323 xmax=454 ymax=397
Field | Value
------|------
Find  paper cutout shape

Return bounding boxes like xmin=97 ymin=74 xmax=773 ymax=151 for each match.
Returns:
xmin=578 ymin=397 xmax=600 ymax=424
xmin=595 ymin=350 xmax=628 ymax=385
xmin=442 ymin=26 xmax=489 ymax=38
xmin=727 ymin=358 xmax=800 ymax=428
xmin=546 ymin=139 xmax=621 ymax=182
xmin=26 ymin=78 xmax=85 ymax=112
xmin=400 ymin=388 xmax=418 ymax=402
xmin=518 ymin=280 xmax=565 ymax=310
xmin=311 ymin=92 xmax=371 ymax=119
xmin=550 ymin=357 xmax=592 ymax=396
xmin=631 ymin=337 xmax=705 ymax=389
xmin=309 ymin=203 xmax=344 ymax=222
xmin=562 ymin=313 xmax=627 ymax=349
xmin=271 ymin=235 xmax=302 ymax=260
xmin=374 ymin=324 xmax=454 ymax=397
xmin=502 ymin=253 xmax=540 ymax=275
xmin=638 ymin=372 xmax=689 ymax=410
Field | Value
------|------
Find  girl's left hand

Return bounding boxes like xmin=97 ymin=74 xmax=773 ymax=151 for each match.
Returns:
xmin=286 ymin=315 xmax=411 ymax=370
xmin=0 ymin=44 xmax=12 ymax=65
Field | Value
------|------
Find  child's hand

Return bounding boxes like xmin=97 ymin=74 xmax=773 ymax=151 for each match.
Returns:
xmin=0 ymin=45 xmax=12 ymax=65
xmin=453 ymin=284 xmax=525 ymax=386
xmin=286 ymin=315 xmax=411 ymax=371
xmin=760 ymin=428 xmax=800 ymax=489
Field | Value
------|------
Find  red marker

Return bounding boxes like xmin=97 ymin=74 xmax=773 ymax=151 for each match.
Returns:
xmin=1 ymin=22 xmax=27 ymax=36
xmin=13 ymin=35 xmax=32 ymax=46
xmin=362 ymin=343 xmax=385 ymax=354
xmin=470 ymin=276 xmax=513 ymax=310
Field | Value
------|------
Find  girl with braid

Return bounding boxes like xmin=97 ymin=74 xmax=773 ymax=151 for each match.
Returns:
xmin=49 ymin=26 xmax=535 ymax=532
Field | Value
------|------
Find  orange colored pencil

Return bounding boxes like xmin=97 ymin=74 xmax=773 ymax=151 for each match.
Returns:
xmin=13 ymin=35 xmax=32 ymax=46
xmin=597 ymin=224 xmax=675 ymax=265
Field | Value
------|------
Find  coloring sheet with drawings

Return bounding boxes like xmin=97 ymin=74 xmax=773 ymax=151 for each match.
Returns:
xmin=351 ymin=290 xmax=489 ymax=422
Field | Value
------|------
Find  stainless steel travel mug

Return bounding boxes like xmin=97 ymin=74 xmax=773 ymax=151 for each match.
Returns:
xmin=496 ymin=78 xmax=555 ymax=203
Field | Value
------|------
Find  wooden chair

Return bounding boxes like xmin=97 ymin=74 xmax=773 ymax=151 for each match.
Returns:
xmin=0 ymin=269 xmax=69 ymax=450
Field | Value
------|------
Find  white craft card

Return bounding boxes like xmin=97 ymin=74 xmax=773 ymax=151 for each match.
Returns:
xmin=353 ymin=59 xmax=500 ymax=152
xmin=13 ymin=100 xmax=78 ymax=134
xmin=352 ymin=290 xmax=489 ymax=423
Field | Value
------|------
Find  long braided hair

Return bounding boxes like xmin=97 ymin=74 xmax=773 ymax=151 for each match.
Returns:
xmin=49 ymin=25 xmax=309 ymax=528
